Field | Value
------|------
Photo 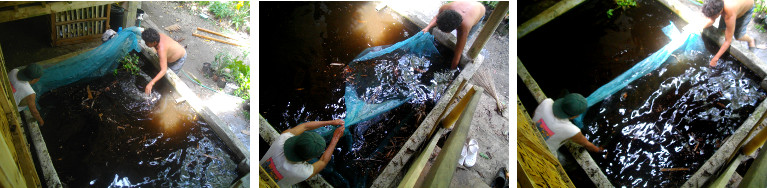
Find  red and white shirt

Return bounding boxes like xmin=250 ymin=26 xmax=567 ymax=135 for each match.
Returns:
xmin=260 ymin=132 xmax=315 ymax=187
xmin=532 ymin=98 xmax=581 ymax=158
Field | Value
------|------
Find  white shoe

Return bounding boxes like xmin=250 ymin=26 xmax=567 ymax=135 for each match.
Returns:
xmin=458 ymin=144 xmax=467 ymax=166
xmin=465 ymin=139 xmax=479 ymax=167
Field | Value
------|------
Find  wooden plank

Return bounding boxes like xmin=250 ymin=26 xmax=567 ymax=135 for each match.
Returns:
xmin=0 ymin=1 xmax=114 ymax=23
xmin=54 ymin=35 xmax=100 ymax=46
xmin=54 ymin=17 xmax=108 ymax=26
xmin=197 ymin=27 xmax=236 ymax=40
xmin=0 ymin=2 xmax=42 ymax=9
xmin=0 ymin=44 xmax=42 ymax=187
xmin=49 ymin=11 xmax=56 ymax=46
xmin=192 ymin=33 xmax=242 ymax=46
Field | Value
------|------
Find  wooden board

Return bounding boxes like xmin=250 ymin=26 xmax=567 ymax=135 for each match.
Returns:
xmin=0 ymin=1 xmax=114 ymax=23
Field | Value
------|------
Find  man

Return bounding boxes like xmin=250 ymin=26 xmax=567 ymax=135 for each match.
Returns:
xmin=9 ymin=63 xmax=44 ymax=126
xmin=702 ymin=0 xmax=755 ymax=66
xmin=260 ymin=119 xmax=345 ymax=187
xmin=532 ymin=93 xmax=602 ymax=157
xmin=421 ymin=1 xmax=486 ymax=70
xmin=141 ymin=28 xmax=187 ymax=94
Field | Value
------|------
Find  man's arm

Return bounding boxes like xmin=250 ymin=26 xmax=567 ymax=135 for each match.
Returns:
xmin=24 ymin=94 xmax=44 ymax=126
xmin=450 ymin=26 xmax=469 ymax=69
xmin=145 ymin=43 xmax=168 ymax=94
xmin=710 ymin=14 xmax=736 ymax=66
xmin=570 ymin=132 xmax=602 ymax=152
xmin=309 ymin=126 xmax=345 ymax=179
xmin=283 ymin=119 xmax=345 ymax=136
xmin=422 ymin=15 xmax=438 ymax=33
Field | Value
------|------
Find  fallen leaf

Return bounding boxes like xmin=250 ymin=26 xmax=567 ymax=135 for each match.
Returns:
xmin=241 ymin=129 xmax=249 ymax=135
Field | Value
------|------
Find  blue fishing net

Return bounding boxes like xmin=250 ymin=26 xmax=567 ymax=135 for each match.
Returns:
xmin=574 ymin=21 xmax=700 ymax=128
xmin=33 ymin=26 xmax=143 ymax=96
xmin=310 ymin=32 xmax=446 ymax=188
xmin=342 ymin=32 xmax=441 ymax=127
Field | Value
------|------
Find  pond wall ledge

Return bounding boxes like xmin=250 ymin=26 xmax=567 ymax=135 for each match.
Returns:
xmin=139 ymin=44 xmax=250 ymax=174
xmin=258 ymin=114 xmax=333 ymax=188
xmin=21 ymin=110 xmax=62 ymax=188
xmin=517 ymin=0 xmax=587 ymax=39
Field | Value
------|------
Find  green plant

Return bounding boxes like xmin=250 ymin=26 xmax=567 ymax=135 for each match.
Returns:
xmin=607 ymin=0 xmax=637 ymax=18
xmin=756 ymin=24 xmax=767 ymax=33
xmin=115 ymin=53 xmax=141 ymax=76
xmin=212 ymin=52 xmax=250 ymax=100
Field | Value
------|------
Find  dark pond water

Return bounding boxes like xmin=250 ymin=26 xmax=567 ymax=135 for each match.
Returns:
xmin=582 ymin=44 xmax=765 ymax=187
xmin=38 ymin=52 xmax=239 ymax=187
xmin=259 ymin=2 xmax=458 ymax=187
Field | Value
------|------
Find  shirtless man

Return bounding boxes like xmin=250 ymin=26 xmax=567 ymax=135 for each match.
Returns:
xmin=141 ymin=28 xmax=187 ymax=94
xmin=702 ymin=0 xmax=755 ymax=66
xmin=421 ymin=1 xmax=486 ymax=70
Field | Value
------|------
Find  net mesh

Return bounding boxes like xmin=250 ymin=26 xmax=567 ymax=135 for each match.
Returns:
xmin=33 ymin=26 xmax=143 ymax=96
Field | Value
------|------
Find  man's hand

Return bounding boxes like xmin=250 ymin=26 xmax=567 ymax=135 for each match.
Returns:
xmin=421 ymin=28 xmax=430 ymax=33
xmin=38 ymin=119 xmax=44 ymax=126
xmin=710 ymin=58 xmax=718 ymax=67
xmin=329 ymin=119 xmax=345 ymax=126
xmin=145 ymin=82 xmax=154 ymax=95
xmin=331 ymin=126 xmax=345 ymax=141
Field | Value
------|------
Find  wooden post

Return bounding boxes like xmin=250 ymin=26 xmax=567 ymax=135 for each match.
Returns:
xmin=467 ymin=1 xmax=508 ymax=59
xmin=123 ymin=1 xmax=137 ymax=28
xmin=517 ymin=0 xmax=587 ymax=39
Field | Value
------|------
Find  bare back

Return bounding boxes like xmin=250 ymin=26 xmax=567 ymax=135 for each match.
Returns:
xmin=158 ymin=33 xmax=186 ymax=63
xmin=724 ymin=0 xmax=754 ymax=18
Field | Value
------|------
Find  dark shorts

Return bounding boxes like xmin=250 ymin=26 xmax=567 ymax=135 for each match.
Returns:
xmin=719 ymin=6 xmax=753 ymax=39
xmin=168 ymin=53 xmax=186 ymax=73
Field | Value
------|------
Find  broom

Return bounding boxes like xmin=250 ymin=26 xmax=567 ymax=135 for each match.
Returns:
xmin=473 ymin=68 xmax=505 ymax=113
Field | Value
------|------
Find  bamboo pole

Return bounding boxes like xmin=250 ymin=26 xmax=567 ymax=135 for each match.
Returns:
xmin=422 ymin=86 xmax=483 ymax=187
xmin=197 ymin=27 xmax=235 ymax=40
xmin=740 ymin=141 xmax=767 ymax=188
xmin=192 ymin=33 xmax=242 ymax=46
xmin=440 ymin=86 xmax=478 ymax=129
xmin=398 ymin=128 xmax=446 ymax=188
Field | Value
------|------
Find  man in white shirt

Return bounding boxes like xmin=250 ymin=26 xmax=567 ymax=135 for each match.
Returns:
xmin=260 ymin=119 xmax=345 ymax=187
xmin=532 ymin=93 xmax=602 ymax=157
xmin=8 ymin=63 xmax=44 ymax=126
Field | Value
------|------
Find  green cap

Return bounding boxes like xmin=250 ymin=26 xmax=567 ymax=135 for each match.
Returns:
xmin=17 ymin=64 xmax=43 ymax=81
xmin=552 ymin=93 xmax=587 ymax=119
xmin=283 ymin=132 xmax=326 ymax=162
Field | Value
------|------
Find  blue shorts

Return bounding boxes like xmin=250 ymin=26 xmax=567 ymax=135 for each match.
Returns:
xmin=719 ymin=6 xmax=753 ymax=39
xmin=168 ymin=53 xmax=186 ymax=73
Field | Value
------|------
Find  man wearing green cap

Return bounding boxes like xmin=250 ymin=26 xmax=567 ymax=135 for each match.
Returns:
xmin=532 ymin=93 xmax=602 ymax=157
xmin=8 ymin=63 xmax=44 ymax=126
xmin=260 ymin=119 xmax=345 ymax=187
